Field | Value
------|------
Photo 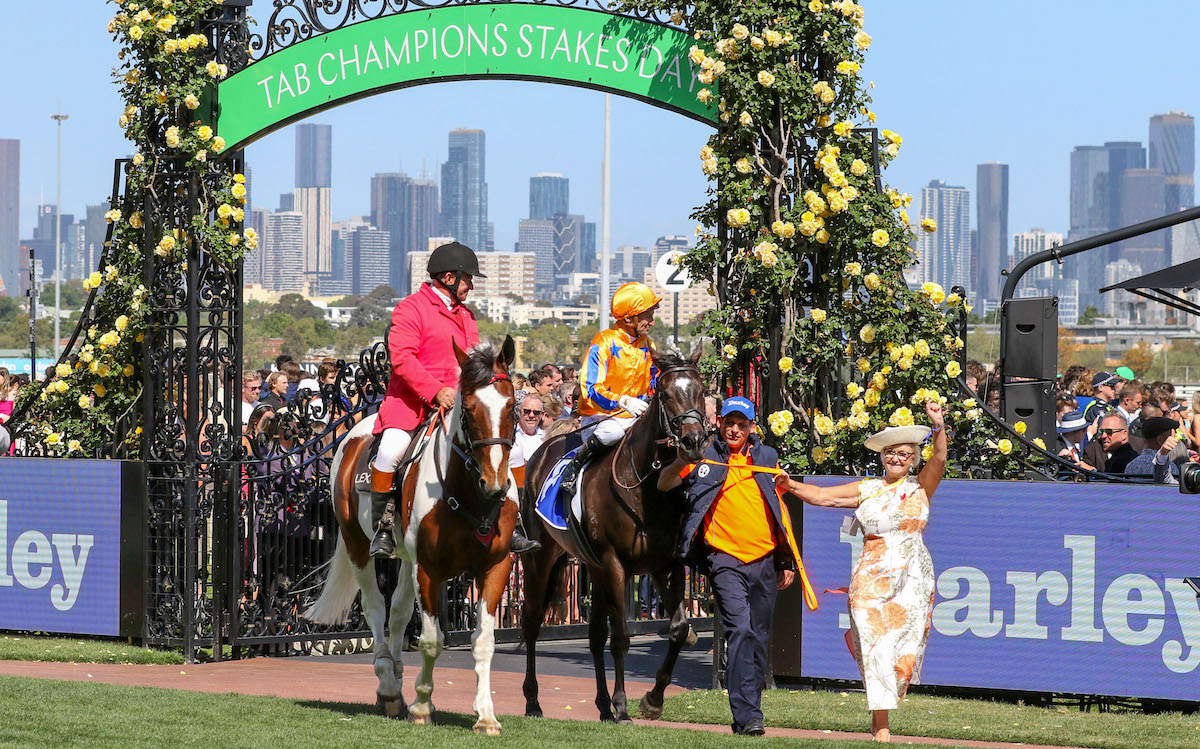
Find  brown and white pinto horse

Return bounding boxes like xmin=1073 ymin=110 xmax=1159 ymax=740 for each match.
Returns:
xmin=305 ymin=337 xmax=519 ymax=734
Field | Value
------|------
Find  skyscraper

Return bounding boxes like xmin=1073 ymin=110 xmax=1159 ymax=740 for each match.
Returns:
xmin=350 ymin=226 xmax=391 ymax=296
xmin=295 ymin=124 xmax=332 ymax=188
xmin=530 ymin=173 xmax=569 ymax=219
xmin=293 ymin=186 xmax=333 ymax=279
xmin=1149 ymin=112 xmax=1195 ymax=215
xmin=975 ymin=163 xmax=1008 ymax=304
xmin=371 ymin=172 xmax=440 ymax=294
xmin=552 ymin=214 xmax=584 ymax=282
xmin=0 ymin=140 xmax=18 ymax=296
xmin=263 ymin=211 xmax=305 ymax=291
xmin=580 ymin=221 xmax=597 ymax=273
xmin=1067 ymin=145 xmax=1114 ymax=311
xmin=82 ymin=203 xmax=110 ymax=280
xmin=518 ymin=218 xmax=555 ymax=298
xmin=915 ymin=180 xmax=971 ymax=293
xmin=1118 ymin=168 xmax=1167 ymax=272
xmin=440 ymin=129 xmax=488 ymax=252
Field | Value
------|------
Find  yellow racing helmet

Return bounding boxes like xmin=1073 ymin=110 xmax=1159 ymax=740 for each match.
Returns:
xmin=611 ymin=282 xmax=663 ymax=320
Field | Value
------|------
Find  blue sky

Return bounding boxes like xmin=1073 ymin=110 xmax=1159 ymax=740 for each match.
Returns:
xmin=3 ymin=2 xmax=1199 ymax=254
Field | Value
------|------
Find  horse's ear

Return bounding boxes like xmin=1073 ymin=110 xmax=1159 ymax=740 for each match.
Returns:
xmin=691 ymin=341 xmax=703 ymax=365
xmin=453 ymin=340 xmax=469 ymax=366
xmin=498 ymin=335 xmax=516 ymax=371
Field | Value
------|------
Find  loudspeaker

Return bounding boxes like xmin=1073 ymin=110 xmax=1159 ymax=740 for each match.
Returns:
xmin=1004 ymin=380 xmax=1056 ymax=448
xmin=1002 ymin=297 xmax=1058 ymax=381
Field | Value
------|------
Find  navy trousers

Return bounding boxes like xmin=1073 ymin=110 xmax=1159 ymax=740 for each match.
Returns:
xmin=707 ymin=550 xmax=778 ymax=730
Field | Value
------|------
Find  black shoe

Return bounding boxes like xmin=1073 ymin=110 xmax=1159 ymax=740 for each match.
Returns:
xmin=369 ymin=527 xmax=395 ymax=558
xmin=509 ymin=527 xmax=541 ymax=554
xmin=559 ymin=435 xmax=602 ymax=498
xmin=738 ymin=718 xmax=765 ymax=736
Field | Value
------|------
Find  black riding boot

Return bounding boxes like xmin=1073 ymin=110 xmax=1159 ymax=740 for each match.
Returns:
xmin=368 ymin=468 xmax=396 ymax=558
xmin=509 ymin=512 xmax=541 ymax=554
xmin=558 ymin=435 xmax=603 ymax=499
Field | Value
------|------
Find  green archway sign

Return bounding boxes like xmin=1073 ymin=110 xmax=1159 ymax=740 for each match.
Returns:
xmin=217 ymin=4 xmax=717 ymax=150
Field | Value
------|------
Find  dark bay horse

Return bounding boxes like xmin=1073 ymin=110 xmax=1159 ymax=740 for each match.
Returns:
xmin=521 ymin=348 xmax=709 ymax=722
xmin=306 ymin=337 xmax=518 ymax=734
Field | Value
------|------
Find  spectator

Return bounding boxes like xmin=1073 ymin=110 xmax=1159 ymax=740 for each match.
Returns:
xmin=1123 ymin=416 xmax=1181 ymax=483
xmin=1113 ymin=380 xmax=1145 ymax=425
xmin=509 ymin=394 xmax=546 ymax=473
xmin=1096 ymin=413 xmax=1138 ymax=474
xmin=1056 ymin=411 xmax=1094 ymax=471
xmin=984 ymin=385 xmax=1002 ymax=413
xmin=512 ymin=373 xmax=528 ymax=391
xmin=558 ymin=381 xmax=576 ymax=413
xmin=543 ymin=419 xmax=576 ymax=441
xmin=1189 ymin=391 xmax=1200 ymax=447
xmin=704 ymin=393 xmax=722 ymax=430
xmin=1129 ymin=404 xmax=1162 ymax=453
xmin=260 ymin=371 xmax=289 ymax=411
xmin=528 ymin=369 xmax=555 ymax=397
xmin=1071 ymin=372 xmax=1095 ymax=415
xmin=539 ymin=364 xmax=564 ymax=392
xmin=1150 ymin=382 xmax=1177 ymax=413
xmin=0 ymin=367 xmax=12 ymax=425
xmin=541 ymin=393 xmax=565 ymax=428
xmin=241 ymin=371 xmax=262 ymax=427
xmin=561 ymin=366 xmax=577 ymax=385
xmin=274 ymin=354 xmax=293 ymax=372
xmin=282 ymin=360 xmax=305 ymax=404
xmin=1055 ymin=394 xmax=1078 ymax=422
xmin=964 ymin=360 xmax=986 ymax=393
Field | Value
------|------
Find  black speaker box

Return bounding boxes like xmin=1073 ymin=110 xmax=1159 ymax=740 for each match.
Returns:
xmin=1003 ymin=297 xmax=1058 ymax=381
xmin=1004 ymin=380 xmax=1056 ymax=449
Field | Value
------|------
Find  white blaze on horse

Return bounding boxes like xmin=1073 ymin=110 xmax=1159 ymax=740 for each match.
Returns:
xmin=305 ymin=337 xmax=519 ymax=734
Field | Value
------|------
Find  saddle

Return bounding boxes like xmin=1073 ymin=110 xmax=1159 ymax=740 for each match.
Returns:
xmin=354 ymin=412 xmax=440 ymax=535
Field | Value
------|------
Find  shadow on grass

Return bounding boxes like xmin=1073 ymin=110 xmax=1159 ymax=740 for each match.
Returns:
xmin=296 ymin=699 xmax=477 ymax=730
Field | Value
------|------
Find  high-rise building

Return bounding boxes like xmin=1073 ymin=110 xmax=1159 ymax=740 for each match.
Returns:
xmin=1104 ymin=258 xmax=1147 ymax=322
xmin=0 ymin=139 xmax=18 ymax=296
xmin=1171 ymin=220 xmax=1200 ymax=266
xmin=350 ymin=226 xmax=391 ymax=296
xmin=244 ymin=208 xmax=268 ymax=286
xmin=1118 ymin=168 xmax=1167 ymax=272
xmin=294 ymin=186 xmax=333 ymax=279
xmin=371 ymin=172 xmax=440 ymax=294
xmin=295 ymin=123 xmax=332 ymax=189
xmin=1012 ymin=229 xmax=1064 ymax=284
xmin=530 ymin=173 xmax=569 ymax=219
xmin=518 ymin=217 xmax=555 ymax=297
xmin=407 ymin=250 xmax=537 ymax=300
xmin=263 ymin=211 xmax=305 ymax=291
xmin=974 ymin=163 xmax=1008 ymax=304
xmin=81 ymin=203 xmax=110 ymax=280
xmin=915 ymin=180 xmax=971 ymax=292
xmin=323 ymin=215 xmax=372 ymax=296
xmin=580 ymin=221 xmax=597 ymax=273
xmin=610 ymin=245 xmax=652 ymax=284
xmin=440 ymin=129 xmax=488 ymax=252
xmin=653 ymin=235 xmax=690 ymax=264
xmin=1149 ymin=112 xmax=1195 ymax=215
xmin=1065 ymin=145 xmax=1111 ymax=311
xmin=552 ymin=213 xmax=585 ymax=282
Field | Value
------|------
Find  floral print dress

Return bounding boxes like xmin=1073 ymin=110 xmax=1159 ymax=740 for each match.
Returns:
xmin=846 ymin=476 xmax=935 ymax=711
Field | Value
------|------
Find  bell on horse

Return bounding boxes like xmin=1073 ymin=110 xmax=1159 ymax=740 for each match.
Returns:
xmin=520 ymin=346 xmax=710 ymax=723
xmin=305 ymin=336 xmax=520 ymax=734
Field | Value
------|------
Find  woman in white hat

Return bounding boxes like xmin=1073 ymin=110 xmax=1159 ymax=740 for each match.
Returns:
xmin=776 ymin=400 xmax=946 ymax=742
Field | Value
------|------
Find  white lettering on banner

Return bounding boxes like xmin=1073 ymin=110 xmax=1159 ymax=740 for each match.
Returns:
xmin=637 ymin=44 xmax=663 ymax=79
xmin=318 ymin=51 xmax=338 ymax=84
xmin=363 ymin=40 xmax=384 ymax=73
xmin=0 ymin=501 xmax=94 ymax=612
xmin=491 ymin=24 xmax=508 ymax=57
xmin=294 ymin=63 xmax=311 ymax=96
xmin=517 ymin=24 xmax=533 ymax=58
xmin=835 ymin=530 xmax=1200 ymax=673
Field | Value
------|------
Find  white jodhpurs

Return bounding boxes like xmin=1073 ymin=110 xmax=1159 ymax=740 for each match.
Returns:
xmin=583 ymin=415 xmax=637 ymax=447
xmin=372 ymin=427 xmax=414 ymax=473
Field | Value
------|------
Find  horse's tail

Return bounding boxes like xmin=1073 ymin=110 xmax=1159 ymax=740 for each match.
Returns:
xmin=303 ymin=534 xmax=361 ymax=625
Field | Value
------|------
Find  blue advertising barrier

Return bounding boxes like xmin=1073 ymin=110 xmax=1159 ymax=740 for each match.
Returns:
xmin=0 ymin=459 xmax=145 ymax=637
xmin=787 ymin=478 xmax=1200 ymax=701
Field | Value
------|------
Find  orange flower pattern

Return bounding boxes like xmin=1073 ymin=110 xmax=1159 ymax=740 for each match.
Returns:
xmin=846 ymin=477 xmax=935 ymax=711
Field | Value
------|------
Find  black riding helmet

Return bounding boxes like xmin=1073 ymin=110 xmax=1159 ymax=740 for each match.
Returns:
xmin=427 ymin=241 xmax=487 ymax=279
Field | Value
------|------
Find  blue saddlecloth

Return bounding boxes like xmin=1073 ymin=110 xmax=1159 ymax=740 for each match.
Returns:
xmin=534 ymin=447 xmax=579 ymax=531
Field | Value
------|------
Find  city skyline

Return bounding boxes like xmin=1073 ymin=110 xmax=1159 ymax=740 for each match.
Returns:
xmin=7 ymin=3 xmax=1200 ymax=283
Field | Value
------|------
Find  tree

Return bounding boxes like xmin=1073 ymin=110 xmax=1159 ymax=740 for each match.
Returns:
xmin=275 ymin=293 xmax=323 ymax=321
xmin=1120 ymin=341 xmax=1156 ymax=378
xmin=1077 ymin=305 xmax=1102 ymax=325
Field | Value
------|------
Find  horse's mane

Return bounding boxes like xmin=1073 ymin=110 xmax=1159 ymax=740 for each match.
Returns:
xmin=460 ymin=342 xmax=503 ymax=393
xmin=652 ymin=346 xmax=694 ymax=373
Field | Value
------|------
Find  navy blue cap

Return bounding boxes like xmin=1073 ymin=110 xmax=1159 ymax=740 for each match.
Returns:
xmin=720 ymin=396 xmax=756 ymax=421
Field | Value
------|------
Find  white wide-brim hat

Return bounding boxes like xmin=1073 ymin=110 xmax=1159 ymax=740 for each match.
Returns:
xmin=864 ymin=425 xmax=932 ymax=453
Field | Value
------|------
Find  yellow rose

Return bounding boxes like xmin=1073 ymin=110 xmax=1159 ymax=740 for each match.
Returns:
xmin=833 ymin=120 xmax=852 ymax=137
xmin=739 ymin=111 xmax=753 ymax=127
xmin=723 ymin=344 xmax=737 ymax=360
xmin=914 ymin=339 xmax=930 ymax=357
xmin=78 ymin=395 xmax=91 ymax=409
xmin=757 ymin=70 xmax=776 ymax=88
xmin=889 ymin=407 xmax=914 ymax=427
xmin=859 ymin=325 xmax=875 ymax=343
xmin=864 ymin=388 xmax=881 ymax=407
xmin=94 ymin=384 xmax=107 ymax=398
xmin=104 ymin=208 xmax=122 ymax=223
xmin=779 ymin=356 xmax=793 ymax=373
xmin=814 ymin=414 xmax=834 ymax=436
xmin=843 ymin=262 xmax=862 ymax=277
xmin=812 ymin=446 xmax=827 ymax=465
xmin=854 ymin=31 xmax=872 ymax=49
xmin=751 ymin=37 xmax=765 ymax=51
xmin=165 ymin=126 xmax=180 ymax=148
xmin=864 ymin=273 xmax=882 ymax=290
xmin=67 ymin=439 xmax=82 ymax=453
xmin=697 ymin=88 xmax=714 ymax=104
xmin=836 ymin=60 xmax=860 ymax=76
xmin=921 ymin=218 xmax=937 ymax=232
xmin=857 ymin=358 xmax=871 ymax=373
xmin=809 ymin=0 xmax=823 ymax=12
xmin=731 ymin=23 xmax=749 ymax=40
xmin=688 ymin=45 xmax=706 ymax=65
xmin=45 ymin=432 xmax=63 ymax=445
xmin=735 ymin=157 xmax=752 ymax=174
xmin=1014 ymin=421 xmax=1027 ymax=435
xmin=850 ymin=159 xmax=868 ymax=176
xmin=810 ymin=308 xmax=827 ymax=323
xmin=871 ymin=229 xmax=890 ymax=247
xmin=946 ymin=361 xmax=962 ymax=378
xmin=846 ymin=382 xmax=863 ymax=399
xmin=116 ymin=315 xmax=129 ymax=331
xmin=129 ymin=25 xmax=144 ymax=40
xmin=123 ymin=364 xmax=135 ymax=377
xmin=1033 ymin=437 xmax=1047 ymax=450
xmin=726 ymin=208 xmax=751 ymax=228
xmin=921 ymin=444 xmax=934 ymax=461
xmin=998 ymin=439 xmax=1013 ymax=455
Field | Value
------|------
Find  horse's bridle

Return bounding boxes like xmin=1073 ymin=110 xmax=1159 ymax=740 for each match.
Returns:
xmin=655 ymin=364 xmax=707 ymax=448
xmin=440 ymin=371 xmax=514 ymax=542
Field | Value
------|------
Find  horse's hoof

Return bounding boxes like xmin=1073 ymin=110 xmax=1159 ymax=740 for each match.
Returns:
xmin=685 ymin=625 xmax=699 ymax=647
xmin=638 ymin=693 xmax=663 ymax=720
xmin=599 ymin=712 xmax=617 ymax=724
xmin=473 ymin=722 xmax=502 ymax=736
xmin=616 ymin=714 xmax=634 ymax=725
xmin=409 ymin=714 xmax=432 ymax=725
xmin=525 ymin=705 xmax=543 ymax=718
xmin=377 ymin=695 xmax=406 ymax=719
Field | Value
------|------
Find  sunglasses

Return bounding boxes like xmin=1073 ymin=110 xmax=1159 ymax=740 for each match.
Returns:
xmin=522 ymin=409 xmax=544 ymax=417
xmin=1098 ymin=428 xmax=1127 ymax=436
xmin=244 ymin=385 xmax=260 ymax=391
xmin=883 ymin=448 xmax=916 ymax=459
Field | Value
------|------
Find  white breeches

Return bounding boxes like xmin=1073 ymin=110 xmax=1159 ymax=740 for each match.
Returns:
xmin=590 ymin=415 xmax=636 ymax=446
xmin=373 ymin=427 xmax=414 ymax=473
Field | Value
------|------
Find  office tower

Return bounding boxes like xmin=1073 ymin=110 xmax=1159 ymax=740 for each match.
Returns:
xmin=263 ymin=211 xmax=305 ymax=291
xmin=324 ymin=215 xmax=372 ymax=295
xmin=580 ymin=221 xmax=597 ymax=273
xmin=350 ymin=226 xmax=391 ymax=296
xmin=1118 ymin=168 xmax=1167 ymax=272
xmin=1171 ymin=220 xmax=1200 ymax=266
xmin=244 ymin=165 xmax=253 ymax=211
xmin=244 ymin=208 xmax=268 ymax=285
xmin=1066 ymin=145 xmax=1113 ymax=311
xmin=295 ymin=123 xmax=332 ymax=188
xmin=487 ymin=221 xmax=495 ymax=252
xmin=294 ymin=186 xmax=333 ymax=279
xmin=1149 ymin=112 xmax=1195 ymax=215
xmin=279 ymin=193 xmax=294 ymax=211
xmin=915 ymin=180 xmax=971 ymax=292
xmin=610 ymin=245 xmax=652 ymax=284
xmin=975 ymin=163 xmax=1008 ymax=304
xmin=1012 ymin=230 xmax=1064 ymax=283
xmin=653 ymin=235 xmax=690 ymax=264
xmin=1105 ymin=140 xmax=1147 ymax=266
xmin=552 ymin=213 xmax=584 ymax=282
xmin=81 ymin=203 xmax=109 ymax=279
xmin=440 ymin=129 xmax=488 ymax=251
xmin=0 ymin=139 xmax=17 ymax=296
xmin=530 ymin=173 xmax=569 ymax=219
xmin=1104 ymin=258 xmax=1146 ymax=322
xmin=371 ymin=172 xmax=440 ymax=294
xmin=518 ymin=217 xmax=555 ymax=297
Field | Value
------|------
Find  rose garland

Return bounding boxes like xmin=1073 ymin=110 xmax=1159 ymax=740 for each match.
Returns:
xmin=14 ymin=0 xmax=256 ymax=456
xmin=620 ymin=0 xmax=1030 ymax=478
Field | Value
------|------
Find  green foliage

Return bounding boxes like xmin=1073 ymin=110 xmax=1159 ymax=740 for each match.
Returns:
xmin=617 ymin=0 xmax=1025 ymax=476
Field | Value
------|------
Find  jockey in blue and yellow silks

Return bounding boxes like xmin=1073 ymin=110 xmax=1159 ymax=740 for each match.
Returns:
xmin=559 ymin=282 xmax=662 ymax=497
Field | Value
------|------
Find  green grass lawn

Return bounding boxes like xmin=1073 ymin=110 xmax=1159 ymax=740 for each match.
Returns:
xmin=0 ymin=675 xmax=877 ymax=749
xmin=660 ymin=689 xmax=1200 ymax=749
xmin=0 ymin=634 xmax=183 ymax=665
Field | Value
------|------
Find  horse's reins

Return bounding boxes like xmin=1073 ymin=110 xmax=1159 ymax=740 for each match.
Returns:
xmin=611 ymin=364 xmax=706 ymax=491
xmin=437 ymin=371 xmax=514 ymax=545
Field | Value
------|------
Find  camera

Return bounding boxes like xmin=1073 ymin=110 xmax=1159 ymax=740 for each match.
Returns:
xmin=1179 ymin=462 xmax=1200 ymax=494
